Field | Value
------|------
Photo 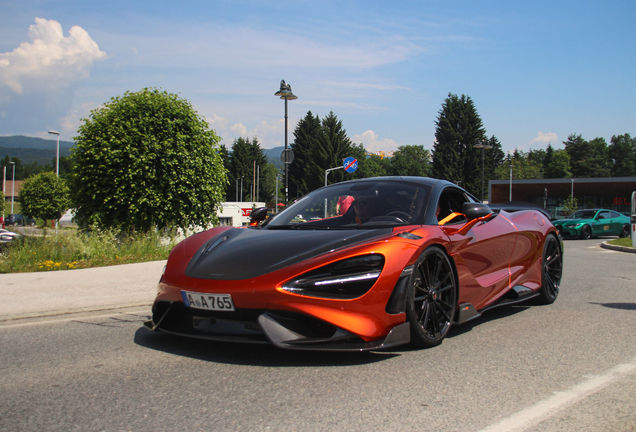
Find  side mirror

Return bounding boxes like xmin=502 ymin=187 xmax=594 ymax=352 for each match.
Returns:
xmin=463 ymin=202 xmax=492 ymax=221
xmin=248 ymin=207 xmax=269 ymax=226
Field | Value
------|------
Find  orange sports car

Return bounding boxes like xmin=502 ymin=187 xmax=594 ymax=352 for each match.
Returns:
xmin=145 ymin=177 xmax=563 ymax=351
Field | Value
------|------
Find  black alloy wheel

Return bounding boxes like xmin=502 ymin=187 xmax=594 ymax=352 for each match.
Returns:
xmin=620 ymin=224 xmax=630 ymax=238
xmin=580 ymin=225 xmax=591 ymax=240
xmin=538 ymin=234 xmax=562 ymax=304
xmin=406 ymin=247 xmax=457 ymax=348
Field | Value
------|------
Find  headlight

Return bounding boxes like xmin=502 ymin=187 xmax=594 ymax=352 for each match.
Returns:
xmin=282 ymin=254 xmax=385 ymax=299
xmin=564 ymin=223 xmax=582 ymax=228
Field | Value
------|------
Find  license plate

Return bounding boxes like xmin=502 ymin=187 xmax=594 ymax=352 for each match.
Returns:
xmin=181 ymin=291 xmax=235 ymax=311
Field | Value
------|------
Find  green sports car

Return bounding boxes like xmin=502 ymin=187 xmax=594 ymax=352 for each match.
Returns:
xmin=553 ymin=209 xmax=631 ymax=239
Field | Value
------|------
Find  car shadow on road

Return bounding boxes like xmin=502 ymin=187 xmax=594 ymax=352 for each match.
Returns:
xmin=589 ymin=302 xmax=636 ymax=311
xmin=133 ymin=303 xmax=533 ymax=365
xmin=446 ymin=304 xmax=532 ymax=339
xmin=133 ymin=327 xmax=399 ymax=367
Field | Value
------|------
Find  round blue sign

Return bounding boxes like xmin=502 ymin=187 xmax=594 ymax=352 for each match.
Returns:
xmin=343 ymin=157 xmax=358 ymax=173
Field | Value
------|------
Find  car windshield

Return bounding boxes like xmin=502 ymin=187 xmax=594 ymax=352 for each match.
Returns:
xmin=570 ymin=210 xmax=597 ymax=219
xmin=266 ymin=180 xmax=431 ymax=229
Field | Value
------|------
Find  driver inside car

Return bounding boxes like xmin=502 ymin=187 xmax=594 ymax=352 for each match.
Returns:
xmin=353 ymin=191 xmax=379 ymax=224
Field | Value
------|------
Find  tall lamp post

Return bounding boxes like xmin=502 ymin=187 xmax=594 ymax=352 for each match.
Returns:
xmin=2 ymin=165 xmax=6 ymax=224
xmin=48 ymin=130 xmax=60 ymax=177
xmin=473 ymin=139 xmax=493 ymax=202
xmin=274 ymin=80 xmax=297 ymax=206
xmin=9 ymin=161 xmax=15 ymax=214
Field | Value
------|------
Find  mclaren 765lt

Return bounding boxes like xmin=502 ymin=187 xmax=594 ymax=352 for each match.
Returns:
xmin=145 ymin=177 xmax=563 ymax=351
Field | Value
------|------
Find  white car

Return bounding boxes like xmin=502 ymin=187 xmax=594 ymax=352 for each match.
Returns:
xmin=59 ymin=209 xmax=78 ymax=228
xmin=0 ymin=228 xmax=21 ymax=243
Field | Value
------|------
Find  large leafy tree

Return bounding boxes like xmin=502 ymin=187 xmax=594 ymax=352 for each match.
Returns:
xmin=563 ymin=134 xmax=610 ymax=178
xmin=545 ymin=148 xmax=572 ymax=178
xmin=608 ymin=134 xmax=636 ymax=177
xmin=494 ymin=150 xmax=543 ymax=181
xmin=390 ymin=145 xmax=431 ymax=176
xmin=432 ymin=93 xmax=486 ymax=195
xmin=70 ymin=88 xmax=227 ymax=231
xmin=20 ymin=172 xmax=71 ymax=223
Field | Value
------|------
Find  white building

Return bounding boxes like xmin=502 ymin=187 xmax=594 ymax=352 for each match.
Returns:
xmin=218 ymin=202 xmax=267 ymax=227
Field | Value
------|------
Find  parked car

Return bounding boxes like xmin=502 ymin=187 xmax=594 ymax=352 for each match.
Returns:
xmin=0 ymin=228 xmax=21 ymax=243
xmin=4 ymin=214 xmax=36 ymax=227
xmin=145 ymin=176 xmax=563 ymax=351
xmin=59 ymin=209 xmax=77 ymax=228
xmin=552 ymin=209 xmax=631 ymax=239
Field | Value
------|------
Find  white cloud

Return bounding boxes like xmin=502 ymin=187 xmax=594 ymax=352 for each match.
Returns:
xmin=529 ymin=131 xmax=558 ymax=147
xmin=352 ymin=130 xmax=400 ymax=152
xmin=207 ymin=114 xmax=294 ymax=150
xmin=0 ymin=18 xmax=107 ymax=94
xmin=59 ymin=101 xmax=100 ymax=137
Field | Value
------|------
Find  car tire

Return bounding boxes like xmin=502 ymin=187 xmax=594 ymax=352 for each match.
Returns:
xmin=537 ymin=234 xmax=562 ymax=305
xmin=619 ymin=224 xmax=630 ymax=238
xmin=580 ymin=225 xmax=591 ymax=240
xmin=406 ymin=246 xmax=457 ymax=348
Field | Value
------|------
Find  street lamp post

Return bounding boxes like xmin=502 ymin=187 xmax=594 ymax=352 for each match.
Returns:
xmin=275 ymin=176 xmax=279 ymax=213
xmin=2 ymin=165 xmax=6 ymax=224
xmin=473 ymin=139 xmax=493 ymax=202
xmin=509 ymin=158 xmax=513 ymax=202
xmin=9 ymin=161 xmax=15 ymax=214
xmin=48 ymin=130 xmax=60 ymax=177
xmin=274 ymin=80 xmax=297 ymax=206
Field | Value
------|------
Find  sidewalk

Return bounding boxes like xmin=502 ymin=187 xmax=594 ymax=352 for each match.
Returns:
xmin=0 ymin=260 xmax=166 ymax=321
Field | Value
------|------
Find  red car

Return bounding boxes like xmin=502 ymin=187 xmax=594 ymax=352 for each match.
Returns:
xmin=145 ymin=177 xmax=562 ymax=351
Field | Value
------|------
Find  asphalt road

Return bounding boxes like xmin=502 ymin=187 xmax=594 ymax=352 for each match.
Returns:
xmin=1 ymin=238 xmax=635 ymax=431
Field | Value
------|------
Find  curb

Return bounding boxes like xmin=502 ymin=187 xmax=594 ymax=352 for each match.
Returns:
xmin=600 ymin=241 xmax=636 ymax=254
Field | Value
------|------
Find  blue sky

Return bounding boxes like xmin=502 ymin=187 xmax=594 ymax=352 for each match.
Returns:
xmin=1 ymin=1 xmax=634 ymax=155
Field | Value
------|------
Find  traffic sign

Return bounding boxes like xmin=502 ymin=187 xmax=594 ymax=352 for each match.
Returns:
xmin=343 ymin=157 xmax=357 ymax=173
xmin=281 ymin=149 xmax=294 ymax=164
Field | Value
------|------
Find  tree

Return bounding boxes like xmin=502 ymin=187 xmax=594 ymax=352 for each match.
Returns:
xmin=229 ymin=137 xmax=269 ymax=202
xmin=562 ymin=195 xmax=578 ymax=217
xmin=289 ymin=111 xmax=355 ymax=194
xmin=545 ymin=149 xmax=572 ymax=178
xmin=432 ymin=93 xmax=486 ymax=195
xmin=563 ymin=134 xmax=610 ymax=178
xmin=390 ymin=145 xmax=431 ymax=176
xmin=316 ymin=111 xmax=354 ymax=187
xmin=70 ymin=88 xmax=227 ymax=231
xmin=289 ymin=111 xmax=322 ymax=197
xmin=20 ymin=172 xmax=71 ymax=223
xmin=494 ymin=151 xmax=543 ymax=180
xmin=608 ymin=134 xmax=636 ymax=177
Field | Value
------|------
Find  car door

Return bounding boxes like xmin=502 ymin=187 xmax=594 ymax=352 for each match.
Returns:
xmin=609 ymin=211 xmax=623 ymax=234
xmin=437 ymin=188 xmax=517 ymax=310
xmin=593 ymin=210 xmax=612 ymax=236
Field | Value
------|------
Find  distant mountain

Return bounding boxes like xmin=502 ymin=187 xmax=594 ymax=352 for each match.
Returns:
xmin=0 ymin=135 xmax=74 ymax=166
xmin=0 ymin=135 xmax=74 ymax=150
xmin=263 ymin=146 xmax=285 ymax=168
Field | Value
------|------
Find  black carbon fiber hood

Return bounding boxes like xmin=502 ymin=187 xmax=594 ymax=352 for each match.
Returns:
xmin=185 ymin=227 xmax=392 ymax=280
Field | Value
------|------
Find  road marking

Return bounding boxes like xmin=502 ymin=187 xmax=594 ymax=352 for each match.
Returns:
xmin=479 ymin=358 xmax=636 ymax=432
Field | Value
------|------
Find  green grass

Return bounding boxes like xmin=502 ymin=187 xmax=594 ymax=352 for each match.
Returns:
xmin=0 ymin=228 xmax=178 ymax=273
xmin=606 ymin=237 xmax=634 ymax=248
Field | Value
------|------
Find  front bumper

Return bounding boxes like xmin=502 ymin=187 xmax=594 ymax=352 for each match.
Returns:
xmin=144 ymin=300 xmax=410 ymax=352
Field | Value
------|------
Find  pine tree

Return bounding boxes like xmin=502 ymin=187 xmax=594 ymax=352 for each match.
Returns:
xmin=318 ymin=111 xmax=354 ymax=187
xmin=289 ymin=111 xmax=322 ymax=196
xmin=432 ymin=93 xmax=486 ymax=195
